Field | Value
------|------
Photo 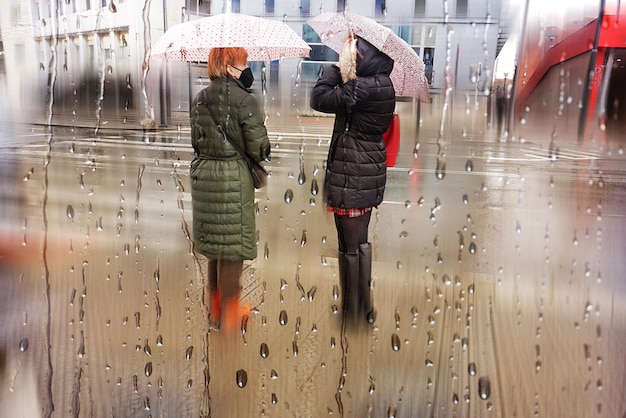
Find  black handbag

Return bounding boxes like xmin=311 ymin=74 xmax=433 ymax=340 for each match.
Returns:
xmin=202 ymin=91 xmax=268 ymax=189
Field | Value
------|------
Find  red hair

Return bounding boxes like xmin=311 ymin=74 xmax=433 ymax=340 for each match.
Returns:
xmin=207 ymin=48 xmax=249 ymax=79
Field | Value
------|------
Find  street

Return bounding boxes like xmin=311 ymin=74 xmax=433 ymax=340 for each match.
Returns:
xmin=0 ymin=93 xmax=625 ymax=417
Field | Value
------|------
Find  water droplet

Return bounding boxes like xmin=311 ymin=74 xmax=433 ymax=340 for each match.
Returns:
xmin=478 ymin=376 xmax=491 ymax=400
xmin=284 ymin=189 xmax=294 ymax=204
xmin=391 ymin=333 xmax=401 ymax=351
xmin=469 ymin=242 xmax=476 ymax=254
xmin=144 ymin=339 xmax=152 ymax=356
xmin=279 ymin=310 xmax=288 ymax=326
xmin=468 ymin=362 xmax=476 ymax=376
xmin=260 ymin=343 xmax=269 ymax=358
xmin=435 ymin=159 xmax=446 ymax=179
xmin=462 ymin=194 xmax=469 ymax=204
xmin=271 ymin=392 xmax=278 ymax=404
xmin=441 ymin=273 xmax=452 ymax=286
xmin=19 ymin=337 xmax=29 ymax=352
xmin=300 ymin=230 xmax=307 ymax=247
xmin=465 ymin=159 xmax=473 ymax=172
xmin=311 ymin=179 xmax=319 ymax=195
xmin=145 ymin=362 xmax=152 ymax=377
xmin=236 ymin=369 xmax=248 ymax=388
xmin=185 ymin=346 xmax=193 ymax=360
xmin=298 ymin=168 xmax=306 ymax=185
xmin=413 ymin=142 xmax=420 ymax=158
xmin=66 ymin=205 xmax=75 ymax=219
xmin=307 ymin=286 xmax=317 ymax=301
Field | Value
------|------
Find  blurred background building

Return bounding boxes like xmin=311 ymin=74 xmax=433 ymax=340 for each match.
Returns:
xmin=0 ymin=0 xmax=509 ymax=128
xmin=0 ymin=0 xmax=624 ymax=141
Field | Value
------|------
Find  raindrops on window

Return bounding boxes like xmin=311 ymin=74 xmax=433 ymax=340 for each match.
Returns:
xmin=236 ymin=369 xmax=248 ymax=388
xmin=19 ymin=338 xmax=29 ymax=352
xmin=284 ymin=189 xmax=294 ymax=204
xmin=391 ymin=333 xmax=401 ymax=351
xmin=478 ymin=376 xmax=491 ymax=400
xmin=279 ymin=310 xmax=288 ymax=326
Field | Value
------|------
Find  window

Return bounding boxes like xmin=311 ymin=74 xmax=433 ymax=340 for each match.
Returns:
xmin=0 ymin=41 xmax=5 ymax=75
xmin=414 ymin=0 xmax=425 ymax=17
xmin=375 ymin=0 xmax=386 ymax=18
xmin=188 ymin=0 xmax=211 ymax=16
xmin=456 ymin=0 xmax=468 ymax=17
xmin=300 ymin=0 xmax=310 ymax=16
xmin=336 ymin=0 xmax=346 ymax=13
xmin=302 ymin=24 xmax=320 ymax=43
xmin=423 ymin=47 xmax=434 ymax=85
xmin=264 ymin=0 xmax=274 ymax=14
xmin=396 ymin=26 xmax=412 ymax=44
xmin=231 ymin=0 xmax=240 ymax=13
xmin=412 ymin=25 xmax=422 ymax=45
xmin=11 ymin=5 xmax=21 ymax=25
xmin=425 ymin=26 xmax=436 ymax=47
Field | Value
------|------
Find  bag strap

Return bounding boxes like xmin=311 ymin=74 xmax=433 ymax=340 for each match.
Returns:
xmin=201 ymin=89 xmax=250 ymax=161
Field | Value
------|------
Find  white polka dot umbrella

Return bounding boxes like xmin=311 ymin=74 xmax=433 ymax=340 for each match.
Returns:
xmin=307 ymin=12 xmax=429 ymax=101
xmin=151 ymin=13 xmax=311 ymax=62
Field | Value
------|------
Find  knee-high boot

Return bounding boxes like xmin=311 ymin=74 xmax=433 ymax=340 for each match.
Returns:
xmin=343 ymin=251 xmax=360 ymax=324
xmin=358 ymin=243 xmax=376 ymax=324
xmin=338 ymin=251 xmax=348 ymax=310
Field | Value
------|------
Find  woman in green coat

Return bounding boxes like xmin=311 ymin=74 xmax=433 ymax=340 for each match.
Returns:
xmin=190 ymin=47 xmax=270 ymax=331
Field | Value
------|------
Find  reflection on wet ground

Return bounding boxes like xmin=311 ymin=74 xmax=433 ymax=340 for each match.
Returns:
xmin=0 ymin=95 xmax=625 ymax=417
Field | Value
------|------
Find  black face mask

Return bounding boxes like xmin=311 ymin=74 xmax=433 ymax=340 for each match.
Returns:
xmin=238 ymin=67 xmax=254 ymax=88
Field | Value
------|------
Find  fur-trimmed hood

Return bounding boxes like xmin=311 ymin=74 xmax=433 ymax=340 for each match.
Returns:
xmin=338 ymin=35 xmax=394 ymax=83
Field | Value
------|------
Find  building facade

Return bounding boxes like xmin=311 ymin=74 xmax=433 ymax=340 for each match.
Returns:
xmin=0 ymin=0 xmax=504 ymax=128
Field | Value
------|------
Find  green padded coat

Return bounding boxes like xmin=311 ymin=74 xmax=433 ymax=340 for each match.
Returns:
xmin=190 ymin=77 xmax=270 ymax=261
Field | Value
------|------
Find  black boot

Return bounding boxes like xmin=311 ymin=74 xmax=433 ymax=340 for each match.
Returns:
xmin=337 ymin=251 xmax=348 ymax=312
xmin=358 ymin=243 xmax=376 ymax=324
xmin=343 ymin=251 xmax=360 ymax=324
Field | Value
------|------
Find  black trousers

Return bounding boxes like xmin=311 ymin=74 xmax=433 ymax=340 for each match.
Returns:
xmin=333 ymin=211 xmax=372 ymax=254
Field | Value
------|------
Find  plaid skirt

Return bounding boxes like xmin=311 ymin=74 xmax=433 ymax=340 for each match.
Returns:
xmin=327 ymin=206 xmax=373 ymax=218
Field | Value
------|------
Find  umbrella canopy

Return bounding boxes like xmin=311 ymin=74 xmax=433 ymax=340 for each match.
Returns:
xmin=307 ymin=12 xmax=429 ymax=101
xmin=151 ymin=13 xmax=311 ymax=62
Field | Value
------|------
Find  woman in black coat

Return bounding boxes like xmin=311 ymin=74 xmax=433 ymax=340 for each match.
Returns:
xmin=310 ymin=34 xmax=395 ymax=324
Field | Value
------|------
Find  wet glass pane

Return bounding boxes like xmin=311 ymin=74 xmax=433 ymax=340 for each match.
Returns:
xmin=0 ymin=1 xmax=625 ymax=417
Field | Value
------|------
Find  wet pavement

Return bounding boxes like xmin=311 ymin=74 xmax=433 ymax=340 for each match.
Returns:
xmin=0 ymin=94 xmax=625 ymax=417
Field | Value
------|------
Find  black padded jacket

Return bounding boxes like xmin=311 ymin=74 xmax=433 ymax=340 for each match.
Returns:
xmin=310 ymin=37 xmax=396 ymax=210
